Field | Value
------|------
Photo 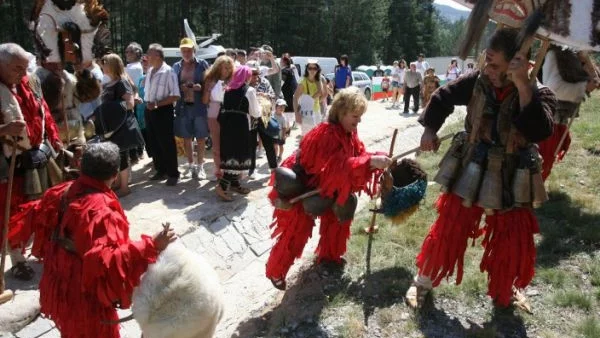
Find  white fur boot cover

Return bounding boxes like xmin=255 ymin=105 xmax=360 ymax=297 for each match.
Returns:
xmin=132 ymin=242 xmax=225 ymax=338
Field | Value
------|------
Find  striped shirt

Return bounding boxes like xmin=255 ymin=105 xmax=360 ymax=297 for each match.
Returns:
xmin=143 ymin=62 xmax=180 ymax=103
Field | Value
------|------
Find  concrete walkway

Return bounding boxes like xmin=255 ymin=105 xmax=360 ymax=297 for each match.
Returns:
xmin=2 ymin=100 xmax=466 ymax=338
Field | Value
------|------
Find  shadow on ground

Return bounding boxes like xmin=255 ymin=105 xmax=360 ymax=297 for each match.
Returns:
xmin=536 ymin=190 xmax=600 ymax=268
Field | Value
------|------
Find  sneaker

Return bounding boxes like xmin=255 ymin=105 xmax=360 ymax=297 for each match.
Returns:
xmin=191 ymin=164 xmax=199 ymax=179
xmin=402 ymin=111 xmax=409 ymax=115
xmin=165 ymin=176 xmax=178 ymax=186
xmin=197 ymin=164 xmax=207 ymax=180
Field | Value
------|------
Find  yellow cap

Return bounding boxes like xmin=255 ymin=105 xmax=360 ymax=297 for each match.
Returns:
xmin=179 ymin=37 xmax=195 ymax=49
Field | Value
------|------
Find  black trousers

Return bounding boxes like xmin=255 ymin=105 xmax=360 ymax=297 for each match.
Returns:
xmin=145 ymin=106 xmax=179 ymax=178
xmin=249 ymin=122 xmax=278 ymax=174
xmin=404 ymin=85 xmax=420 ymax=113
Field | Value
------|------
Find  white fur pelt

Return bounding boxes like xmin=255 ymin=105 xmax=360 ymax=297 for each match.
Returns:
xmin=36 ymin=0 xmax=97 ymax=63
xmin=542 ymin=50 xmax=588 ymax=103
xmin=132 ymin=242 xmax=224 ymax=338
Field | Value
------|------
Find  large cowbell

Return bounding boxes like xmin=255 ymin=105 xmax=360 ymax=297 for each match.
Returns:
xmin=477 ymin=148 xmax=504 ymax=213
xmin=453 ymin=143 xmax=488 ymax=207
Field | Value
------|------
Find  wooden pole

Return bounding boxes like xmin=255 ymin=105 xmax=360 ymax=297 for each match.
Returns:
xmin=0 ymin=141 xmax=18 ymax=305
xmin=364 ymin=129 xmax=398 ymax=234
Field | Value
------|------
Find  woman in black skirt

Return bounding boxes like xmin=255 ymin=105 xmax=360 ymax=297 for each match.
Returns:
xmin=217 ymin=65 xmax=262 ymax=201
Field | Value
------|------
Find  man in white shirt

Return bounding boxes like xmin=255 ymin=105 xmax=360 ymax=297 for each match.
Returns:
xmin=144 ymin=43 xmax=181 ymax=186
xmin=415 ymin=53 xmax=430 ymax=78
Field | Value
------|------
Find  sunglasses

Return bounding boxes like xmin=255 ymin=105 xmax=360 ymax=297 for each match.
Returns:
xmin=252 ymin=71 xmax=260 ymax=76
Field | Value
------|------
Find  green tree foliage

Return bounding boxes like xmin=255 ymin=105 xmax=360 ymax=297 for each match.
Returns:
xmin=0 ymin=0 xmax=472 ymax=66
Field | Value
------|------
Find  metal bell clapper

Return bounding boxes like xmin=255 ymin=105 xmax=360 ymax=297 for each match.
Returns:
xmin=477 ymin=148 xmax=504 ymax=215
xmin=453 ymin=143 xmax=488 ymax=207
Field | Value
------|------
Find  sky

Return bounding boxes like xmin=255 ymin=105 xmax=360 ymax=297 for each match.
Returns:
xmin=433 ymin=0 xmax=471 ymax=11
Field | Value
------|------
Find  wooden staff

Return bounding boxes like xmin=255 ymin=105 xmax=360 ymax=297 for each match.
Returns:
xmin=0 ymin=139 xmax=18 ymax=305
xmin=365 ymin=128 xmax=398 ymax=234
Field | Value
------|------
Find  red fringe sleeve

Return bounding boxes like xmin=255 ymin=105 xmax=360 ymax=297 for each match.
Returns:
xmin=76 ymin=203 xmax=158 ymax=309
xmin=8 ymin=182 xmax=71 ymax=258
xmin=299 ymin=123 xmax=382 ymax=205
xmin=42 ymin=98 xmax=62 ymax=149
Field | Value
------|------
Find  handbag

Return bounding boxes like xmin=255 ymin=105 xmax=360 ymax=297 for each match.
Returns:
xmin=265 ymin=117 xmax=281 ymax=138
xmin=91 ymin=101 xmax=144 ymax=150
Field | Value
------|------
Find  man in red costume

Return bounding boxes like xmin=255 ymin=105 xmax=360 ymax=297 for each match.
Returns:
xmin=0 ymin=42 xmax=62 ymax=281
xmin=537 ymin=45 xmax=598 ymax=181
xmin=14 ymin=142 xmax=175 ymax=338
xmin=265 ymin=87 xmax=392 ymax=290
xmin=406 ymin=28 xmax=556 ymax=309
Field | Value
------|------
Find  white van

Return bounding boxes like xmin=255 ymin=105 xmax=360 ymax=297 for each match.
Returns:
xmin=163 ymin=44 xmax=225 ymax=65
xmin=290 ymin=56 xmax=338 ymax=77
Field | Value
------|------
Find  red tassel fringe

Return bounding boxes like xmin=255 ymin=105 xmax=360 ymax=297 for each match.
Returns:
xmin=538 ymin=124 xmax=571 ymax=181
xmin=315 ymin=210 xmax=352 ymax=263
xmin=480 ymin=208 xmax=539 ymax=307
xmin=265 ymin=205 xmax=315 ymax=280
xmin=416 ymin=193 xmax=484 ymax=286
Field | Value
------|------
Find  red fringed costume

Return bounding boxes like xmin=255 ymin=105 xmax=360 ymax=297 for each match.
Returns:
xmin=10 ymin=175 xmax=158 ymax=338
xmin=537 ymin=47 xmax=591 ymax=181
xmin=266 ymin=123 xmax=381 ymax=281
xmin=1 ymin=75 xmax=61 ymax=251
xmin=416 ymin=69 xmax=555 ymax=306
xmin=537 ymin=123 xmax=571 ymax=181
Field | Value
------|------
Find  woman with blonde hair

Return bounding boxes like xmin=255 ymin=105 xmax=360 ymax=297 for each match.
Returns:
xmin=265 ymin=87 xmax=392 ymax=290
xmin=202 ymin=55 xmax=235 ymax=180
xmin=97 ymin=53 xmax=144 ymax=197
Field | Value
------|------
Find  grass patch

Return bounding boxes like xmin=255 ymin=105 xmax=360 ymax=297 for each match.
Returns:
xmin=311 ymin=94 xmax=600 ymax=338
xmin=536 ymin=268 xmax=570 ymax=288
xmin=552 ymin=290 xmax=592 ymax=311
xmin=578 ymin=317 xmax=600 ymax=338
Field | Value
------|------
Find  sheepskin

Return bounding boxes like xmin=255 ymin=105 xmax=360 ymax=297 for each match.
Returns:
xmin=132 ymin=242 xmax=224 ymax=338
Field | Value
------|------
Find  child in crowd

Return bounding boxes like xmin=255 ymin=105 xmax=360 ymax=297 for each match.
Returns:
xmin=380 ymin=75 xmax=390 ymax=102
xmin=422 ymin=67 xmax=440 ymax=108
xmin=273 ymin=99 xmax=290 ymax=162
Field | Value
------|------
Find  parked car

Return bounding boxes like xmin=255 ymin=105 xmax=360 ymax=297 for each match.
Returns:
xmin=325 ymin=71 xmax=372 ymax=100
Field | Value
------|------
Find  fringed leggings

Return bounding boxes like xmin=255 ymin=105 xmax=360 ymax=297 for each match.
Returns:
xmin=266 ymin=206 xmax=352 ymax=280
xmin=537 ymin=123 xmax=571 ymax=181
xmin=416 ymin=193 xmax=539 ymax=306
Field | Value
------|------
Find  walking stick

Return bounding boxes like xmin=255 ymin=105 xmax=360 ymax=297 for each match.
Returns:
xmin=0 ymin=139 xmax=18 ymax=305
xmin=553 ymin=115 xmax=576 ymax=159
xmin=364 ymin=129 xmax=398 ymax=281
xmin=365 ymin=129 xmax=398 ymax=234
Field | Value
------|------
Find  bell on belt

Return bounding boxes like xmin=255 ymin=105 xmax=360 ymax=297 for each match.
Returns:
xmin=47 ymin=157 xmax=63 ymax=186
xmin=434 ymin=155 xmax=460 ymax=192
xmin=453 ymin=142 xmax=487 ymax=207
xmin=434 ymin=132 xmax=466 ymax=192
xmin=512 ymin=168 xmax=532 ymax=205
xmin=274 ymin=167 xmax=305 ymax=199
xmin=302 ymin=194 xmax=335 ymax=217
xmin=24 ymin=168 xmax=43 ymax=197
xmin=477 ymin=148 xmax=503 ymax=214
xmin=453 ymin=162 xmax=483 ymax=207
xmin=332 ymin=194 xmax=358 ymax=222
